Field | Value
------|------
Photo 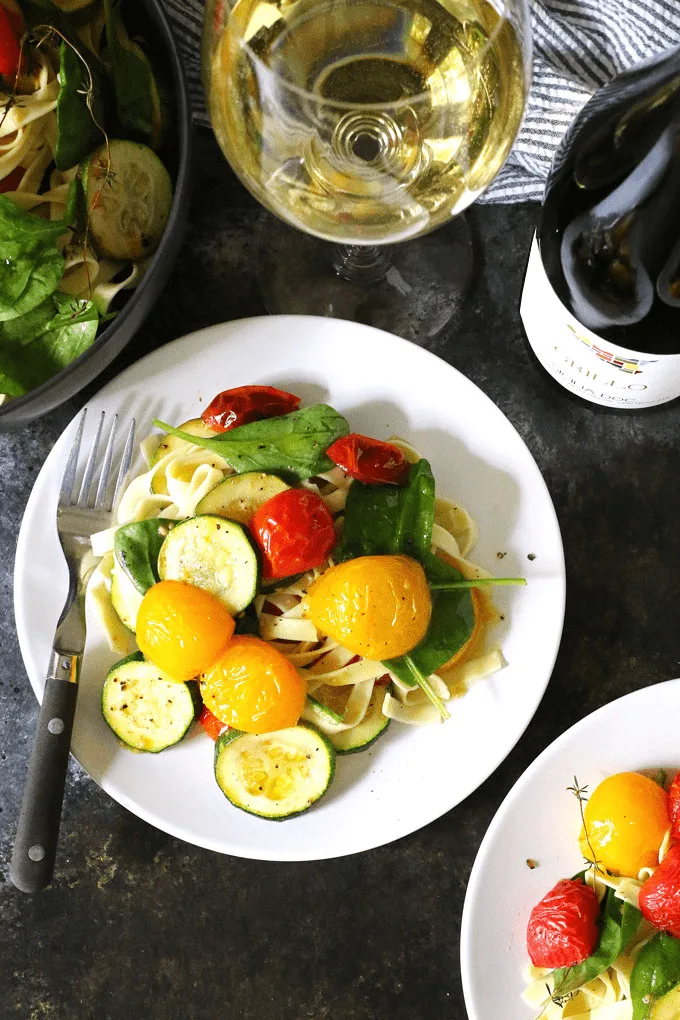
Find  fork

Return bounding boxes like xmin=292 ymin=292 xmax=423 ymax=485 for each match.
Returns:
xmin=10 ymin=410 xmax=135 ymax=894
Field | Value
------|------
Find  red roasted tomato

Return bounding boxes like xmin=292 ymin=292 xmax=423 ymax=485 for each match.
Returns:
xmin=639 ymin=844 xmax=680 ymax=938
xmin=526 ymin=878 xmax=600 ymax=969
xmin=201 ymin=385 xmax=300 ymax=432
xmin=0 ymin=4 xmax=22 ymax=80
xmin=249 ymin=488 xmax=336 ymax=580
xmin=327 ymin=433 xmax=410 ymax=486
xmin=199 ymin=705 xmax=226 ymax=742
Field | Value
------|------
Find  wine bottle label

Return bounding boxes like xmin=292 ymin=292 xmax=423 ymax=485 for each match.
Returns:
xmin=520 ymin=238 xmax=680 ymax=409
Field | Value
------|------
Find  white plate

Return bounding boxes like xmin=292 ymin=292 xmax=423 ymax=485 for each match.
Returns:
xmin=461 ymin=678 xmax=680 ymax=1020
xmin=14 ymin=315 xmax=565 ymax=861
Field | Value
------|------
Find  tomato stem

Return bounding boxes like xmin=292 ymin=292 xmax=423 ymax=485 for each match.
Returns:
xmin=403 ymin=654 xmax=449 ymax=721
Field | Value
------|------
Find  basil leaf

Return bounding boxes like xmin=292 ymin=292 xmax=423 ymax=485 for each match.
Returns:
xmin=114 ymin=519 xmax=170 ymax=594
xmin=0 ymin=190 xmax=77 ymax=322
xmin=104 ymin=0 xmax=162 ymax=147
xmin=153 ymin=405 xmax=350 ymax=481
xmin=336 ymin=459 xmax=435 ymax=561
xmin=55 ymin=41 xmax=104 ymax=171
xmin=0 ymin=293 xmax=98 ymax=396
xmin=631 ymin=932 xmax=680 ymax=1020
xmin=552 ymin=888 xmax=641 ymax=999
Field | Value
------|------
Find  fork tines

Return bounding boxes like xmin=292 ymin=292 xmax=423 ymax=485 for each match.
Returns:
xmin=60 ymin=410 xmax=136 ymax=512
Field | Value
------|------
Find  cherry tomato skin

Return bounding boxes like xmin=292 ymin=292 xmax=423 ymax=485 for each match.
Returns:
xmin=526 ymin=878 xmax=600 ymax=968
xmin=0 ymin=165 xmax=23 ymax=193
xmin=667 ymin=772 xmax=680 ymax=842
xmin=199 ymin=705 xmax=226 ymax=741
xmin=0 ymin=5 xmax=22 ymax=79
xmin=327 ymin=434 xmax=410 ymax=486
xmin=0 ymin=0 xmax=24 ymax=36
xmin=201 ymin=385 xmax=300 ymax=432
xmin=639 ymin=844 xmax=680 ymax=937
xmin=249 ymin=488 xmax=336 ymax=580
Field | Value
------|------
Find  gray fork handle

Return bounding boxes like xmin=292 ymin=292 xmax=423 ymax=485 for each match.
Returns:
xmin=10 ymin=659 xmax=80 ymax=894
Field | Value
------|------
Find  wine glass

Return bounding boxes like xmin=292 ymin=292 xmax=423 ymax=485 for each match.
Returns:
xmin=203 ymin=0 xmax=531 ymax=338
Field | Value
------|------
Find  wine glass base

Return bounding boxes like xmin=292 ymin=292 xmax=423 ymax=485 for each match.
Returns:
xmin=256 ymin=214 xmax=473 ymax=341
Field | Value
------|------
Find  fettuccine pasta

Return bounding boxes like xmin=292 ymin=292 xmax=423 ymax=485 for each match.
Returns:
xmin=89 ymin=428 xmax=505 ymax=744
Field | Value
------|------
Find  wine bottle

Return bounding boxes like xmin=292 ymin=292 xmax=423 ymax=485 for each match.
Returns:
xmin=520 ymin=45 xmax=680 ymax=409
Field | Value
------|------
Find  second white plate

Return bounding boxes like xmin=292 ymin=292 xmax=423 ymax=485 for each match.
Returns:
xmin=461 ymin=679 xmax=680 ymax=1020
xmin=14 ymin=315 xmax=565 ymax=860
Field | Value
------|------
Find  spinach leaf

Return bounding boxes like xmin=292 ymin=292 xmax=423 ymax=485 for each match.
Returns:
xmin=104 ymin=0 xmax=162 ymax=147
xmin=552 ymin=888 xmax=641 ymax=999
xmin=114 ymin=519 xmax=170 ymax=594
xmin=234 ymin=604 xmax=260 ymax=636
xmin=335 ymin=478 xmax=403 ymax=559
xmin=383 ymin=549 xmax=473 ymax=679
xmin=335 ymin=458 xmax=474 ymax=712
xmin=153 ymin=405 xmax=350 ymax=481
xmin=631 ymin=932 xmax=680 ymax=1020
xmin=55 ymin=41 xmax=104 ymax=171
xmin=385 ymin=553 xmax=475 ymax=687
xmin=396 ymin=459 xmax=435 ymax=559
xmin=0 ymin=188 xmax=77 ymax=322
xmin=336 ymin=459 xmax=435 ymax=561
xmin=0 ymin=293 xmax=99 ymax=396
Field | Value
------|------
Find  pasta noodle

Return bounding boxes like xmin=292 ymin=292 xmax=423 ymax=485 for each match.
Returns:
xmin=88 ymin=427 xmax=508 ymax=746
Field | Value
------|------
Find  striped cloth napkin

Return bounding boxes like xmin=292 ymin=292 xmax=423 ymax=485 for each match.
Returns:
xmin=163 ymin=0 xmax=680 ymax=204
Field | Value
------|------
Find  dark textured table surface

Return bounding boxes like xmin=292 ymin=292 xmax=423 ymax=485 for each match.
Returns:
xmin=2 ymin=130 xmax=680 ymax=1020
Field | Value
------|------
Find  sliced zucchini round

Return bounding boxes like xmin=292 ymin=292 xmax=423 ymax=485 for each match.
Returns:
xmin=151 ymin=418 xmax=229 ymax=496
xmin=157 ymin=514 xmax=259 ymax=614
xmin=330 ymin=686 xmax=390 ymax=754
xmin=214 ymin=724 xmax=335 ymax=819
xmin=102 ymin=653 xmax=199 ymax=752
xmin=110 ymin=561 xmax=144 ymax=633
xmin=83 ymin=139 xmax=173 ymax=260
xmin=195 ymin=472 xmax=289 ymax=523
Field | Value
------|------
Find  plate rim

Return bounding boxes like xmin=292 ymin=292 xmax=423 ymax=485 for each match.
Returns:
xmin=459 ymin=677 xmax=680 ymax=1020
xmin=13 ymin=314 xmax=567 ymax=860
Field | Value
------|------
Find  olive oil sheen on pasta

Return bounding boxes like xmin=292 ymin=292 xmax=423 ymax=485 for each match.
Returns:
xmin=208 ymin=0 xmax=525 ymax=244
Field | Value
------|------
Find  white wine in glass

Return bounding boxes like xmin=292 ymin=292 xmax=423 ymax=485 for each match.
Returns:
xmin=204 ymin=0 xmax=530 ymax=335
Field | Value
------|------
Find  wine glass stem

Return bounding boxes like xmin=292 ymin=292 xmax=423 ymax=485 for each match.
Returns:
xmin=332 ymin=244 xmax=392 ymax=283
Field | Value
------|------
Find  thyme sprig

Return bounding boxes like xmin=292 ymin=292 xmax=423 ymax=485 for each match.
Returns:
xmin=566 ymin=776 xmax=602 ymax=874
xmin=532 ymin=778 xmax=602 ymax=1017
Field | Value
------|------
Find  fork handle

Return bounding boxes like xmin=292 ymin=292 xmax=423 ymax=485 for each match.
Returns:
xmin=10 ymin=673 xmax=80 ymax=894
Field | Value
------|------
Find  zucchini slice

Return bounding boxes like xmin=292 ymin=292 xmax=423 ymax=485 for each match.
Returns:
xmin=102 ymin=653 xmax=199 ymax=752
xmin=214 ymin=725 xmax=335 ymax=820
xmin=329 ymin=686 xmax=390 ymax=754
xmin=110 ymin=562 xmax=144 ymax=633
xmin=157 ymin=514 xmax=259 ymax=614
xmin=151 ymin=418 xmax=230 ymax=496
xmin=84 ymin=139 xmax=173 ymax=260
xmin=195 ymin=472 xmax=289 ymax=523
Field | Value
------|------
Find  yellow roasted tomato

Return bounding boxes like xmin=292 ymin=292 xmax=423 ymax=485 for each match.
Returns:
xmin=136 ymin=579 xmax=235 ymax=682
xmin=200 ymin=635 xmax=306 ymax=734
xmin=581 ymin=772 xmax=670 ymax=877
xmin=306 ymin=554 xmax=431 ymax=660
